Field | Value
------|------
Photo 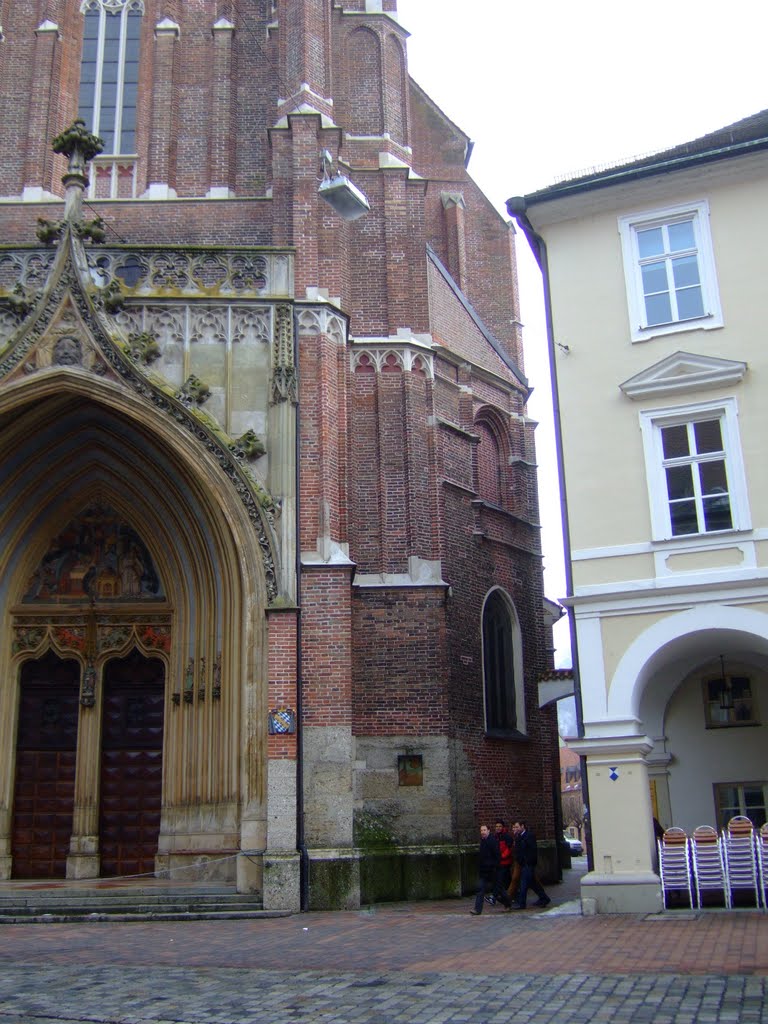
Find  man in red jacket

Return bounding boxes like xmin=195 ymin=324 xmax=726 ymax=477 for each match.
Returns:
xmin=489 ymin=819 xmax=515 ymax=905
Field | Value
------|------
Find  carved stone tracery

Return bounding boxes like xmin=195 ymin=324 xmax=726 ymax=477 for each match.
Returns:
xmin=351 ymin=346 xmax=434 ymax=379
xmin=271 ymin=303 xmax=297 ymax=404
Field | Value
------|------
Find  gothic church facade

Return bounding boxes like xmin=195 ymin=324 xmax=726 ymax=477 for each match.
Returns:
xmin=0 ymin=0 xmax=558 ymax=910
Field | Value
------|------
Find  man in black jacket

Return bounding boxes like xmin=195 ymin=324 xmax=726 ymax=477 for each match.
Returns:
xmin=511 ymin=820 xmax=551 ymax=909
xmin=470 ymin=824 xmax=511 ymax=914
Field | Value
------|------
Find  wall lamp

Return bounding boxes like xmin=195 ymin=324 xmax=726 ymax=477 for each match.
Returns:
xmin=717 ymin=654 xmax=734 ymax=711
xmin=318 ymin=150 xmax=370 ymax=221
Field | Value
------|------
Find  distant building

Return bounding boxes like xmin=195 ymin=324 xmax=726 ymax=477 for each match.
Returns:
xmin=0 ymin=1 xmax=559 ymax=908
xmin=510 ymin=111 xmax=768 ymax=912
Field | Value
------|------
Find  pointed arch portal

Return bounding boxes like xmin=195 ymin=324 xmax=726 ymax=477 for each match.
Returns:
xmin=0 ymin=374 xmax=272 ymax=880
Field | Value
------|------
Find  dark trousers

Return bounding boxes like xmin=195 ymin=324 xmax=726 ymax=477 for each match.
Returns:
xmin=493 ymin=866 xmax=512 ymax=905
xmin=474 ymin=871 xmax=496 ymax=913
xmin=507 ymin=861 xmax=522 ymax=898
xmin=516 ymin=864 xmax=547 ymax=907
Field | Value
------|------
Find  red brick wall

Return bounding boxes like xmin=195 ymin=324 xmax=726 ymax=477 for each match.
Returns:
xmin=352 ymin=587 xmax=449 ymax=735
xmin=268 ymin=608 xmax=299 ymax=760
xmin=300 ymin=567 xmax=353 ymax=728
xmin=0 ymin=0 xmax=559 ymax=851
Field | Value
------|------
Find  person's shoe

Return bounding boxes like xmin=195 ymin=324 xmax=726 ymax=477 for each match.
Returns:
xmin=534 ymin=897 xmax=551 ymax=907
xmin=484 ymin=895 xmax=495 ymax=904
xmin=509 ymin=903 xmax=526 ymax=910
xmin=470 ymin=909 xmax=481 ymax=915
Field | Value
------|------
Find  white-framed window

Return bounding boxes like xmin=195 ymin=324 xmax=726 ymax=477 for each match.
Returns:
xmin=482 ymin=589 xmax=526 ymax=736
xmin=714 ymin=782 xmax=767 ymax=831
xmin=640 ymin=398 xmax=750 ymax=541
xmin=618 ymin=200 xmax=723 ymax=343
xmin=78 ymin=0 xmax=144 ymax=156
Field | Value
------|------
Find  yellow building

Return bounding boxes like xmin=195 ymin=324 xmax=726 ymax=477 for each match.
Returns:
xmin=509 ymin=112 xmax=768 ymax=912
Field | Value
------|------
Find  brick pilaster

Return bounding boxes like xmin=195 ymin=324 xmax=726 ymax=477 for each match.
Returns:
xmin=208 ymin=18 xmax=235 ymax=196
xmin=278 ymin=0 xmax=333 ymax=120
xmin=23 ymin=20 xmax=60 ymax=198
xmin=267 ymin=608 xmax=299 ymax=760
xmin=146 ymin=17 xmax=179 ymax=196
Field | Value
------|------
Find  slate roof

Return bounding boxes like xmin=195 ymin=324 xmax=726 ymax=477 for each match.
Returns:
xmin=518 ymin=108 xmax=768 ymax=206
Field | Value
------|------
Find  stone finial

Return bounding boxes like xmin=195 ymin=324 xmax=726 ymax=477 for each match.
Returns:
xmin=52 ymin=119 xmax=105 ymax=221
xmin=53 ymin=118 xmax=104 ymax=176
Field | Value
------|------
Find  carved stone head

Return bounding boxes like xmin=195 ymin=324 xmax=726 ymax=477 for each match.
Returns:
xmin=52 ymin=335 xmax=83 ymax=366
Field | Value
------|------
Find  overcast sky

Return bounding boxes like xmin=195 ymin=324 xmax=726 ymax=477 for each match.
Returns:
xmin=398 ymin=0 xmax=767 ymax=676
xmin=397 ymin=0 xmax=767 ymax=732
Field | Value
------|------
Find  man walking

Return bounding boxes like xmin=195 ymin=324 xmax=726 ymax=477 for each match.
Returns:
xmin=492 ymin=819 xmax=515 ymax=905
xmin=470 ymin=824 xmax=510 ymax=914
xmin=511 ymin=819 xmax=551 ymax=909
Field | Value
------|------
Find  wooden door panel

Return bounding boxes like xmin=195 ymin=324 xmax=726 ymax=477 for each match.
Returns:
xmin=99 ymin=654 xmax=164 ymax=878
xmin=12 ymin=657 xmax=80 ymax=879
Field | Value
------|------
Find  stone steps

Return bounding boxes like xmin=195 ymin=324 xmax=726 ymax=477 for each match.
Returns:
xmin=0 ymin=886 xmax=290 ymax=922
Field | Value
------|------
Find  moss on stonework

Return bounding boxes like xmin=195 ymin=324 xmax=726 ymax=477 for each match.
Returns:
xmin=308 ymin=858 xmax=357 ymax=910
xmin=360 ymin=848 xmax=462 ymax=903
xmin=354 ymin=810 xmax=398 ymax=850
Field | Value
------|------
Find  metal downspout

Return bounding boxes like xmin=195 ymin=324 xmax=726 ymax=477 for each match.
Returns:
xmin=506 ymin=197 xmax=593 ymax=872
xmin=293 ymin=306 xmax=309 ymax=911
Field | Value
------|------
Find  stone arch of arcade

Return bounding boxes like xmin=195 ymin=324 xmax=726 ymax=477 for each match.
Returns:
xmin=606 ymin=604 xmax=768 ymax=735
xmin=0 ymin=371 xmax=273 ymax=880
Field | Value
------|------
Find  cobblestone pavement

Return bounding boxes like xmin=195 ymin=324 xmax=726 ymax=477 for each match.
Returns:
xmin=1 ymin=882 xmax=768 ymax=1023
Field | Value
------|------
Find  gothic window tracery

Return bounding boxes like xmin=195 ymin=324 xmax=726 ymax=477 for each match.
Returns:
xmin=78 ymin=0 xmax=144 ymax=156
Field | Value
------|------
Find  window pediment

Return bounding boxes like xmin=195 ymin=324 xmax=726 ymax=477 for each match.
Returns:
xmin=620 ymin=351 xmax=747 ymax=401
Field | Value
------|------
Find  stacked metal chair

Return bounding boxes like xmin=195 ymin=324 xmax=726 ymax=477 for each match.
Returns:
xmin=722 ymin=815 xmax=760 ymax=908
xmin=756 ymin=823 xmax=768 ymax=909
xmin=658 ymin=826 xmax=694 ymax=909
xmin=691 ymin=824 xmax=729 ymax=908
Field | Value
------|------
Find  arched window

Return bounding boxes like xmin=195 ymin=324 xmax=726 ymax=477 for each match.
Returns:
xmin=78 ymin=0 xmax=143 ymax=155
xmin=474 ymin=408 xmax=510 ymax=511
xmin=482 ymin=589 xmax=525 ymax=734
xmin=475 ymin=420 xmax=502 ymax=506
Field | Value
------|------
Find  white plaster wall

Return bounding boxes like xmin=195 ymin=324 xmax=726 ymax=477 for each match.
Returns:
xmin=537 ymin=158 xmax=768 ymax=580
xmin=664 ymin=666 xmax=768 ymax=832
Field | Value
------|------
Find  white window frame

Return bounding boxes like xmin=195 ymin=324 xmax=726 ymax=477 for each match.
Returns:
xmin=618 ymin=200 xmax=723 ymax=343
xmin=639 ymin=397 xmax=750 ymax=542
xmin=713 ymin=782 xmax=768 ymax=831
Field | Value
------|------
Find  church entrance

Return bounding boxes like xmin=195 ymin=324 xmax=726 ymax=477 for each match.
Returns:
xmin=11 ymin=653 xmax=80 ymax=879
xmin=99 ymin=651 xmax=165 ymax=878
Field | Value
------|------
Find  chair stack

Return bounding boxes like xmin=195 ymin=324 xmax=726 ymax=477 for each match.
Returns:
xmin=691 ymin=825 xmax=729 ymax=909
xmin=757 ymin=824 xmax=768 ymax=907
xmin=722 ymin=815 xmax=760 ymax=908
xmin=658 ymin=817 xmax=765 ymax=910
xmin=658 ymin=826 xmax=694 ymax=909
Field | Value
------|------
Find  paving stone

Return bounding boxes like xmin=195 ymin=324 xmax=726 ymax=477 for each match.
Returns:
xmin=0 ymin=902 xmax=765 ymax=1022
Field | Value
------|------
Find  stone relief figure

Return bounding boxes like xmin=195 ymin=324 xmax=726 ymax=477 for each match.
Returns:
xmin=81 ymin=662 xmax=97 ymax=707
xmin=52 ymin=336 xmax=83 ymax=366
xmin=119 ymin=544 xmax=144 ymax=598
xmin=23 ymin=503 xmax=163 ymax=603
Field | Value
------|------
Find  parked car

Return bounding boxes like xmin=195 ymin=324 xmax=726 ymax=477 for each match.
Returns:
xmin=563 ymin=833 xmax=583 ymax=855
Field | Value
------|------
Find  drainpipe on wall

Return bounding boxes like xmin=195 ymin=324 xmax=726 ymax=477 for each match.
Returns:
xmin=293 ymin=307 xmax=309 ymax=911
xmin=505 ymin=197 xmax=593 ymax=873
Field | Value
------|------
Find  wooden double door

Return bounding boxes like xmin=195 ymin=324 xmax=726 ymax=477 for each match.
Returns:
xmin=12 ymin=650 xmax=164 ymax=879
